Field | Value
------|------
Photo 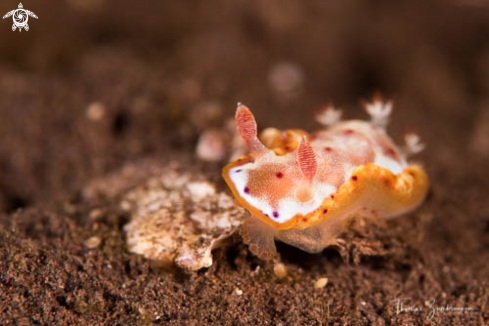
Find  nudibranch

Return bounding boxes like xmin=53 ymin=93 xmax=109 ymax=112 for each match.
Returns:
xmin=222 ymin=100 xmax=429 ymax=259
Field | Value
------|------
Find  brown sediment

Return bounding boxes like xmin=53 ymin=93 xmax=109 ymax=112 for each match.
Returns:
xmin=0 ymin=1 xmax=487 ymax=325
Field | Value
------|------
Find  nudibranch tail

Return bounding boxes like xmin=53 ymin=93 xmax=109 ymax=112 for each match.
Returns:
xmin=241 ymin=217 xmax=277 ymax=260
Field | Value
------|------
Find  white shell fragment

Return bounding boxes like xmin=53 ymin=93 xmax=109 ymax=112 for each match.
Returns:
xmin=196 ymin=129 xmax=228 ymax=162
xmin=84 ymin=236 xmax=102 ymax=249
xmin=123 ymin=169 xmax=246 ymax=271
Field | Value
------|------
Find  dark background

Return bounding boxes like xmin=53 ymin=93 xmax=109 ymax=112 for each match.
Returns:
xmin=0 ymin=0 xmax=487 ymax=324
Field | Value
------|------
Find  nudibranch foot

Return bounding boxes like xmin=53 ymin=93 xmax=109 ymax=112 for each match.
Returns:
xmin=243 ymin=213 xmax=349 ymax=258
xmin=242 ymin=217 xmax=277 ymax=260
xmin=275 ymin=217 xmax=346 ymax=254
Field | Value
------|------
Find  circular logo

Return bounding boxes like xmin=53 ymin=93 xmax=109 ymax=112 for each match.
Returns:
xmin=13 ymin=9 xmax=28 ymax=27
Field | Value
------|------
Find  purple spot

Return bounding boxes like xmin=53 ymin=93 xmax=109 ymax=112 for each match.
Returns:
xmin=244 ymin=187 xmax=250 ymax=194
xmin=323 ymin=209 xmax=328 ymax=214
xmin=276 ymin=172 xmax=284 ymax=179
xmin=273 ymin=211 xmax=279 ymax=218
xmin=235 ymin=169 xmax=242 ymax=173
xmin=324 ymin=147 xmax=332 ymax=152
xmin=344 ymin=129 xmax=354 ymax=135
xmin=385 ymin=148 xmax=397 ymax=158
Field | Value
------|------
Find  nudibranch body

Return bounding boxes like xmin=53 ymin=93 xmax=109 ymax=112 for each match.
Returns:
xmin=223 ymin=101 xmax=429 ymax=259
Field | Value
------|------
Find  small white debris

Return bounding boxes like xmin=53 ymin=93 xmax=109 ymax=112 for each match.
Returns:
xmin=273 ymin=262 xmax=288 ymax=279
xmin=120 ymin=201 xmax=131 ymax=211
xmin=84 ymin=236 xmax=101 ymax=249
xmin=268 ymin=61 xmax=304 ymax=98
xmin=251 ymin=265 xmax=261 ymax=276
xmin=89 ymin=208 xmax=103 ymax=220
xmin=234 ymin=288 xmax=243 ymax=296
xmin=186 ymin=181 xmax=216 ymax=201
xmin=138 ymin=306 xmax=148 ymax=316
xmin=361 ymin=301 xmax=367 ymax=306
xmin=314 ymin=277 xmax=329 ymax=289
xmin=86 ymin=102 xmax=106 ymax=121
xmin=175 ymin=245 xmax=214 ymax=270
xmin=196 ymin=129 xmax=228 ymax=162
xmin=315 ymin=105 xmax=342 ymax=126
xmin=364 ymin=99 xmax=392 ymax=128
